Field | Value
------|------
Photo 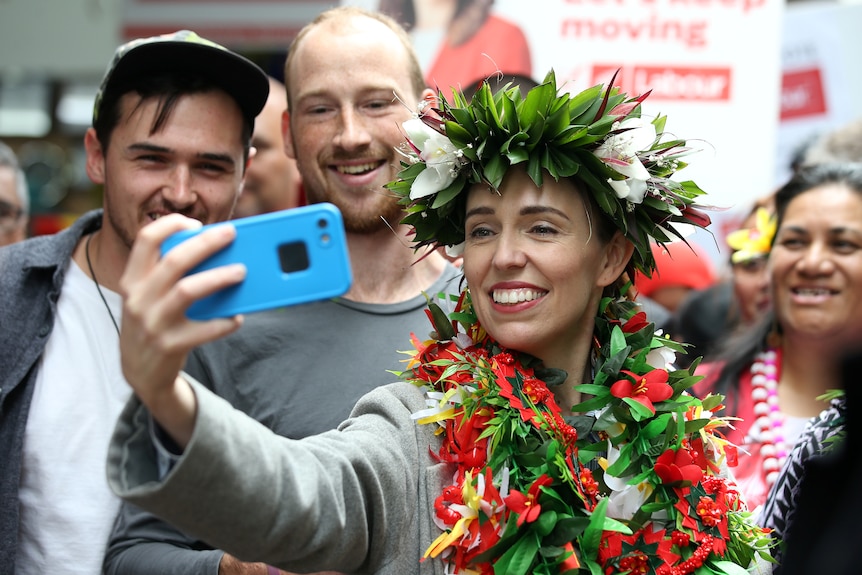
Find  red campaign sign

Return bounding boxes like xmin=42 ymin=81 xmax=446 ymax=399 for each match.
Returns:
xmin=780 ymin=68 xmax=827 ymax=120
xmin=590 ymin=65 xmax=733 ymax=101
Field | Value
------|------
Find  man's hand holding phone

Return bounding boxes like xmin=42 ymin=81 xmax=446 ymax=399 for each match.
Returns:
xmin=118 ymin=214 xmax=246 ymax=447
xmin=117 ymin=205 xmax=352 ymax=447
xmin=159 ymin=204 xmax=352 ymax=320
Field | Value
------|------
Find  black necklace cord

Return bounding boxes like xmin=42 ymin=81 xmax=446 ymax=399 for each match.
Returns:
xmin=84 ymin=233 xmax=121 ymax=336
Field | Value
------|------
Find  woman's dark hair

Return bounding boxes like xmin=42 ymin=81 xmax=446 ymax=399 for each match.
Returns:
xmin=774 ymin=162 xmax=862 ymax=223
xmin=93 ymin=73 xmax=253 ymax=163
xmin=707 ymin=162 xmax=862 ymax=406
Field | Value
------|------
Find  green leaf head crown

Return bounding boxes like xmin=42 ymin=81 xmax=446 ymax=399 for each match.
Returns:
xmin=386 ymin=70 xmax=712 ymax=276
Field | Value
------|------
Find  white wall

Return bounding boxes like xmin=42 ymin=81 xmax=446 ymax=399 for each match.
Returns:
xmin=0 ymin=0 xmax=122 ymax=80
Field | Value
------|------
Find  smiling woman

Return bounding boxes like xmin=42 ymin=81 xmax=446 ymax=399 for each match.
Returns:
xmin=384 ymin=70 xmax=772 ymax=574
xmin=696 ymin=163 xmax=862 ymax=518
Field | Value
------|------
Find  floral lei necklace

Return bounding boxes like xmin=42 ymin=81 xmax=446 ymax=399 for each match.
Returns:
xmin=400 ymin=289 xmax=775 ymax=575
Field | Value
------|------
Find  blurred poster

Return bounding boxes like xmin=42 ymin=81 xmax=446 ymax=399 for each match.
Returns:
xmin=349 ymin=0 xmax=783 ymax=220
xmin=358 ymin=0 xmax=532 ymax=94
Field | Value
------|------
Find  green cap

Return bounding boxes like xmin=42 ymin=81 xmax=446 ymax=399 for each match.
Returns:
xmin=93 ymin=30 xmax=269 ymax=125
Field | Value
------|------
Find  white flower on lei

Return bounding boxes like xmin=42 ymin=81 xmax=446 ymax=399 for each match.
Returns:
xmin=646 ymin=345 xmax=676 ymax=371
xmin=592 ymin=405 xmax=626 ymax=438
xmin=403 ymin=118 xmax=464 ymax=200
xmin=593 ymin=117 xmax=656 ymax=204
xmin=599 ymin=440 xmax=654 ymax=520
xmin=452 ymin=331 xmax=473 ymax=350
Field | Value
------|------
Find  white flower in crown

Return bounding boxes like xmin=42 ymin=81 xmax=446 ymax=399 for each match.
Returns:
xmin=445 ymin=242 xmax=465 ymax=259
xmin=593 ymin=117 xmax=656 ymax=204
xmin=403 ymin=118 xmax=465 ymax=200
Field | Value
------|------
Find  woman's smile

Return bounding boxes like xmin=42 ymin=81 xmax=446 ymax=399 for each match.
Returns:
xmin=491 ymin=287 xmax=548 ymax=305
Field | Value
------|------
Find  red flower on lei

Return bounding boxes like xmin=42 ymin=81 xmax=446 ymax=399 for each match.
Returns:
xmin=621 ymin=310 xmax=649 ymax=333
xmin=610 ymin=368 xmax=673 ymax=414
xmin=654 ymin=447 xmax=704 ymax=486
xmin=504 ymin=474 xmax=553 ymax=527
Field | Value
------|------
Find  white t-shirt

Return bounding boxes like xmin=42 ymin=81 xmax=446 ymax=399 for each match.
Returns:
xmin=16 ymin=259 xmax=129 ymax=574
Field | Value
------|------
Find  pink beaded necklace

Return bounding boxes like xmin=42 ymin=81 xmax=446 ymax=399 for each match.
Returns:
xmin=748 ymin=348 xmax=785 ymax=487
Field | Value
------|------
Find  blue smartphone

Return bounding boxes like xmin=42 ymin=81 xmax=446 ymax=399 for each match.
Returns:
xmin=160 ymin=203 xmax=352 ymax=320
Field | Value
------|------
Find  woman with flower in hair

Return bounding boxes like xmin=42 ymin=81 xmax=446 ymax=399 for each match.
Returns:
xmin=107 ymin=71 xmax=773 ymax=574
xmin=721 ymin=201 xmax=777 ymax=331
xmin=696 ymin=163 xmax=862 ymax=514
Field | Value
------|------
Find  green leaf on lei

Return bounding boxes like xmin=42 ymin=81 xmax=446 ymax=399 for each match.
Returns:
xmin=641 ymin=412 xmax=674 ymax=439
xmin=622 ymin=397 xmax=655 ymax=422
xmin=580 ymin=497 xmax=609 ymax=559
xmin=700 ymin=393 xmax=724 ymax=412
xmin=495 ymin=532 xmax=541 ymax=575
xmin=426 ymin=301 xmax=454 ymax=341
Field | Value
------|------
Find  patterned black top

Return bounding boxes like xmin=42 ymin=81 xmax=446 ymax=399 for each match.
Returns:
xmin=758 ymin=396 xmax=847 ymax=569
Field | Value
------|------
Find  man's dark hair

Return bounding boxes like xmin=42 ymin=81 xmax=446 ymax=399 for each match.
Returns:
xmin=93 ymin=73 xmax=253 ymax=163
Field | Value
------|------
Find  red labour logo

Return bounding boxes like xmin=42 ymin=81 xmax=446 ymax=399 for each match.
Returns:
xmin=592 ymin=64 xmax=732 ymax=101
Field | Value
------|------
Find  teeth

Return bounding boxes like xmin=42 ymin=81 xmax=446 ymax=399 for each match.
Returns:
xmin=337 ymin=163 xmax=377 ymax=175
xmin=492 ymin=289 xmax=546 ymax=304
xmin=796 ymin=288 xmax=831 ymax=296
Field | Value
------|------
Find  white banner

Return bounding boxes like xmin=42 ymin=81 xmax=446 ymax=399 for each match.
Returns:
xmin=775 ymin=2 xmax=862 ymax=187
xmin=494 ymin=0 xmax=784 ymax=219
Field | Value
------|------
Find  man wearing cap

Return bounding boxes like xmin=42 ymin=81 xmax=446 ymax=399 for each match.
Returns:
xmin=0 ymin=31 xmax=268 ymax=573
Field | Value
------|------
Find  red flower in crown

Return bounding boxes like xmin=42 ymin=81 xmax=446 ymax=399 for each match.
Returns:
xmin=680 ymin=205 xmax=712 ymax=228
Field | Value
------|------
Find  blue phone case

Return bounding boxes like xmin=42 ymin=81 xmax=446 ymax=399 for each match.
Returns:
xmin=160 ymin=203 xmax=352 ymax=320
